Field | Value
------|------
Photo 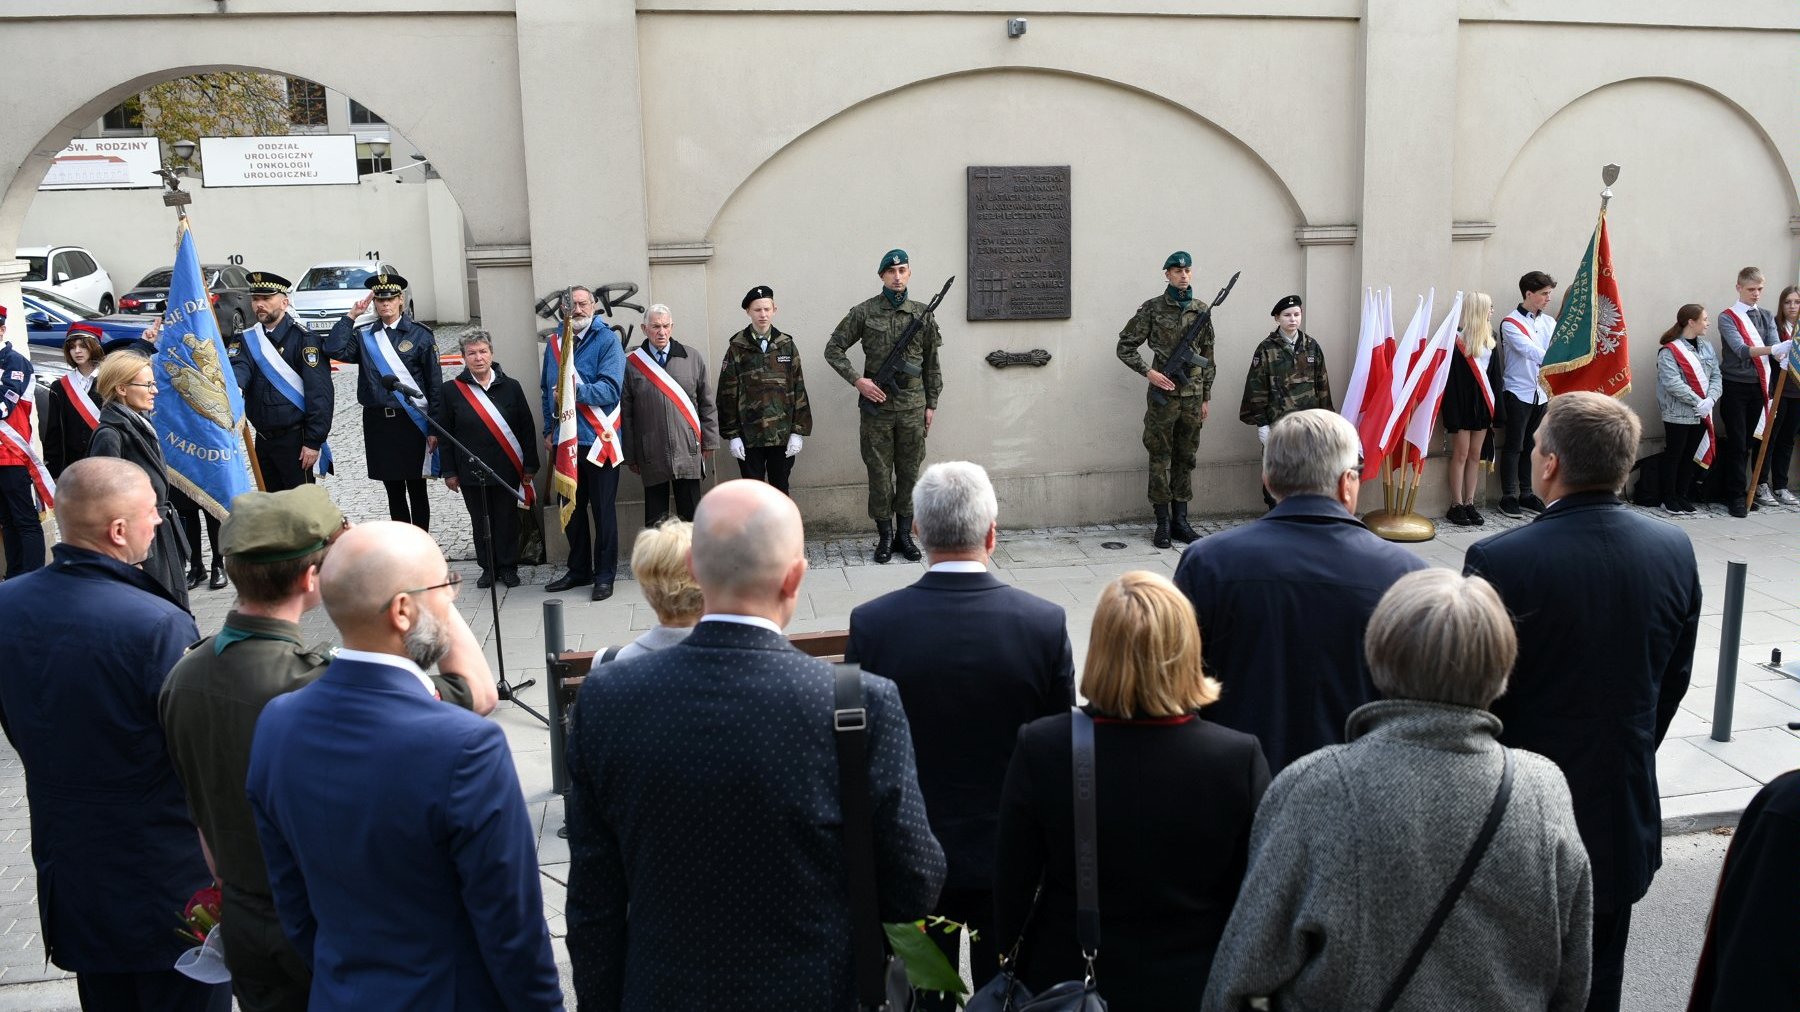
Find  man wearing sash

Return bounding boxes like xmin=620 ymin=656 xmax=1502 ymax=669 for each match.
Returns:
xmin=1496 ymin=270 xmax=1557 ymax=518
xmin=44 ymin=323 xmax=104 ymax=478
xmin=0 ymin=309 xmax=47 ymax=578
xmin=1716 ymin=267 xmax=1791 ymax=518
xmin=227 ymin=271 xmax=334 ymax=493
xmin=325 ymin=272 xmax=442 ymax=530
xmin=434 ymin=331 xmax=539 ymax=589
xmin=621 ymin=304 xmax=719 ymax=527
xmin=542 ymin=285 xmax=627 ymax=600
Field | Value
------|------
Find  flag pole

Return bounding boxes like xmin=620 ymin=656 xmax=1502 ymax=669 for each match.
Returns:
xmin=1746 ymin=366 xmax=1789 ymax=514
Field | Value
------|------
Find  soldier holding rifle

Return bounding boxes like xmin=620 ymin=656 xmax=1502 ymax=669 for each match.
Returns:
xmin=825 ymin=249 xmax=947 ymax=564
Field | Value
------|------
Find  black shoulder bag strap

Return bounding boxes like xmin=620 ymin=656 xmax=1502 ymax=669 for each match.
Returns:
xmin=1070 ymin=709 xmax=1101 ymax=981
xmin=834 ymin=662 xmax=889 ymax=1010
xmin=1375 ymin=747 xmax=1515 ymax=1012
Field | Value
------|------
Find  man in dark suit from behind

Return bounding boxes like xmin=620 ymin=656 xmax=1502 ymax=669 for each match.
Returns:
xmin=846 ymin=461 xmax=1074 ymax=1000
xmin=565 ymin=479 xmax=945 ymax=1011
xmin=1464 ymin=392 xmax=1699 ymax=1012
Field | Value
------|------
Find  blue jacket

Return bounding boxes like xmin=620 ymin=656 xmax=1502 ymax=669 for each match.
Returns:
xmin=1173 ymin=495 xmax=1429 ymax=774
xmin=246 ymin=656 xmax=562 ymax=1011
xmin=0 ymin=544 xmax=207 ymax=973
xmin=541 ymin=321 xmax=625 ymax=446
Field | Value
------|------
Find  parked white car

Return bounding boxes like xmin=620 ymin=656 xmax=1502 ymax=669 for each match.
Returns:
xmin=17 ymin=244 xmax=114 ymax=314
xmin=288 ymin=260 xmax=412 ymax=335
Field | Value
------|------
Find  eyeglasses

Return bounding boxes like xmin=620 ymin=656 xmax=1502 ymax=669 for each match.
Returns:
xmin=125 ymin=382 xmax=158 ymax=390
xmin=383 ymin=571 xmax=462 ymax=611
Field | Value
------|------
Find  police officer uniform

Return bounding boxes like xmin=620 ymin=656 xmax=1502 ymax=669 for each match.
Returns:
xmin=1117 ymin=251 xmax=1217 ymax=547
xmin=226 ymin=272 xmax=334 ymax=493
xmin=718 ymin=285 xmax=812 ymax=495
xmin=1240 ymin=294 xmax=1333 ymax=508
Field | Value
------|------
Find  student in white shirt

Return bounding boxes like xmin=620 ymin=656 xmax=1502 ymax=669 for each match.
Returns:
xmin=1496 ymin=271 xmax=1557 ymax=517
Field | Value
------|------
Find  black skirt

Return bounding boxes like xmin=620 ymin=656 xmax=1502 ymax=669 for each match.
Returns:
xmin=363 ymin=406 xmax=430 ymax=481
xmin=1440 ymin=353 xmax=1494 ymax=432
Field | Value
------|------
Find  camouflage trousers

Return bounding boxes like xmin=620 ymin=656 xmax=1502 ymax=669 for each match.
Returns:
xmin=861 ymin=408 xmax=928 ymax=520
xmin=1143 ymin=391 xmax=1205 ymax=504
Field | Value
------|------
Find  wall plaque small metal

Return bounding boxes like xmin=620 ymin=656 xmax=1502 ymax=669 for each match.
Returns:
xmin=967 ymin=165 xmax=1071 ymax=321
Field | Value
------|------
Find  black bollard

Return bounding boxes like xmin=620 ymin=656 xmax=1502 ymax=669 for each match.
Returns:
xmin=544 ymin=599 xmax=569 ymax=795
xmin=1711 ymin=561 xmax=1747 ymax=743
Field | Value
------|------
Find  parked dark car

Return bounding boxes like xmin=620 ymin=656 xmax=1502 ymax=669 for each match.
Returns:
xmin=18 ymin=284 xmax=155 ymax=349
xmin=118 ymin=263 xmax=254 ymax=335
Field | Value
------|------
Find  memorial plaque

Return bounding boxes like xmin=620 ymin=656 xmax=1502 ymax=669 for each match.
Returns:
xmin=967 ymin=165 xmax=1071 ymax=321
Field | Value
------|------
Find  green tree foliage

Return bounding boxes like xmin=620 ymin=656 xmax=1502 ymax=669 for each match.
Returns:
xmin=128 ymin=73 xmax=295 ymax=166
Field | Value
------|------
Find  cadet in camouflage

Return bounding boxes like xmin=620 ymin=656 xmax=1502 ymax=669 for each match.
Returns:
xmin=718 ymin=285 xmax=812 ymax=497
xmin=824 ymin=249 xmax=943 ymax=563
xmin=1117 ymin=250 xmax=1215 ymax=547
xmin=1242 ymin=294 xmax=1333 ymax=506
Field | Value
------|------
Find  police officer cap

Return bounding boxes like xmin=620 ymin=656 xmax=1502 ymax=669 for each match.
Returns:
xmin=365 ymin=272 xmax=409 ymax=297
xmin=246 ymin=272 xmax=292 ymax=296
xmin=1271 ymin=294 xmax=1303 ymax=316
xmin=878 ymin=249 xmax=909 ymax=274
xmin=222 ymin=485 xmax=345 ymax=563
xmin=741 ymin=285 xmax=774 ymax=309
xmin=1164 ymin=251 xmax=1192 ymax=270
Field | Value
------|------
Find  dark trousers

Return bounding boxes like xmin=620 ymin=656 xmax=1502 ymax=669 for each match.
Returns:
xmin=1587 ymin=905 xmax=1632 ymax=1012
xmin=1661 ymin=422 xmax=1704 ymax=505
xmin=643 ymin=478 xmax=700 ymax=527
xmin=1757 ymin=396 xmax=1800 ymax=490
xmin=1719 ymin=380 xmax=1765 ymax=502
xmin=918 ymin=887 xmax=999 ymax=1012
xmin=383 ymin=478 xmax=430 ymax=531
xmin=463 ymin=482 xmax=522 ymax=577
xmin=738 ymin=445 xmax=794 ymax=495
xmin=172 ymin=490 xmax=222 ymax=574
xmin=0 ymin=465 xmax=45 ymax=579
xmin=253 ymin=427 xmax=312 ymax=493
xmin=1499 ymin=391 xmax=1547 ymax=498
xmin=564 ymin=456 xmax=620 ymax=584
xmin=76 ymin=970 xmax=230 ymax=1012
xmin=221 ymin=886 xmax=310 ymax=1012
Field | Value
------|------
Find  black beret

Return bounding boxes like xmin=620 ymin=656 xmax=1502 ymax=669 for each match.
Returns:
xmin=1271 ymin=295 xmax=1303 ymax=316
xmin=741 ymin=285 xmax=774 ymax=309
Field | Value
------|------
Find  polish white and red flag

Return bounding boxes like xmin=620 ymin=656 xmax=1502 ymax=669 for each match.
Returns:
xmin=1399 ymin=291 xmax=1466 ymax=472
xmin=1344 ymin=287 xmax=1397 ymax=480
xmin=1371 ymin=289 xmax=1432 ymax=470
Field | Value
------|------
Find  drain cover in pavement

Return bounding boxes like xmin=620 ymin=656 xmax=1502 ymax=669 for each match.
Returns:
xmin=1100 ymin=541 xmax=1126 ymax=550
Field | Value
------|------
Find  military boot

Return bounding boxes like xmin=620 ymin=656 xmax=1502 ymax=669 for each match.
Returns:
xmin=892 ymin=515 xmax=923 ymax=562
xmin=1170 ymin=501 xmax=1201 ymax=544
xmin=874 ymin=518 xmax=895 ymax=564
xmin=1152 ymin=503 xmax=1172 ymax=549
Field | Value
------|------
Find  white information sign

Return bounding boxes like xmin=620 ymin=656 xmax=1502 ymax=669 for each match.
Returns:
xmin=200 ymin=134 xmax=359 ymax=187
xmin=38 ymin=137 xmax=163 ymax=190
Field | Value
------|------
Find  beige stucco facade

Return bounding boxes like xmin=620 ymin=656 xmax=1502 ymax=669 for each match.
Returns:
xmin=1 ymin=0 xmax=1795 ymax=540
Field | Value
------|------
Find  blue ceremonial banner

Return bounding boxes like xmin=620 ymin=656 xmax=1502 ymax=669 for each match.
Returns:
xmin=155 ymin=223 xmax=254 ymax=517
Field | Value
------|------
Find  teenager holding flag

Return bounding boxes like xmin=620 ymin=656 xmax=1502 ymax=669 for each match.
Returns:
xmin=1655 ymin=305 xmax=1720 ymax=515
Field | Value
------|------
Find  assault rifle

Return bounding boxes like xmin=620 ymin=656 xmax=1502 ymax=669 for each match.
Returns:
xmin=861 ymin=275 xmax=956 ymax=417
xmin=1150 ymin=270 xmax=1240 ymax=406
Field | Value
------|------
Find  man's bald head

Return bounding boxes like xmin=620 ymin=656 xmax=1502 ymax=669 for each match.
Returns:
xmin=320 ymin=522 xmax=447 ymax=637
xmin=690 ymin=480 xmax=804 ymax=606
xmin=56 ymin=457 xmax=159 ymax=561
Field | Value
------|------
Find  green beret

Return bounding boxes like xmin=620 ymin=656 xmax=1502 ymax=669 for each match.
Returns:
xmin=879 ymin=249 xmax=909 ymax=274
xmin=1164 ymin=251 xmax=1192 ymax=270
xmin=222 ymin=485 xmax=345 ymax=563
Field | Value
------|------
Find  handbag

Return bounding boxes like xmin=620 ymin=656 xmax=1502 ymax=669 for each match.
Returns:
xmin=966 ymin=709 xmax=1107 ymax=1012
xmin=835 ymin=664 xmax=916 ymax=1011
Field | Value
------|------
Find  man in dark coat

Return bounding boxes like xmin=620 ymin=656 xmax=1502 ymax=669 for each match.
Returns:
xmin=1687 ymin=769 xmax=1800 ymax=1009
xmin=565 ymin=480 xmax=945 ymax=1011
xmin=434 ymin=330 xmax=540 ymax=588
xmin=226 ymin=271 xmax=334 ymax=492
xmin=845 ymin=461 xmax=1073 ymax=1004
xmin=0 ymin=458 xmax=226 ymax=1011
xmin=1465 ymin=391 xmax=1699 ymax=1012
xmin=1174 ymin=408 xmax=1427 ymax=774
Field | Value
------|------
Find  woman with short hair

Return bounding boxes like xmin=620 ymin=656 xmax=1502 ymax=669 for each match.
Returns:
xmin=88 ymin=352 xmax=190 ymax=610
xmin=1202 ymin=569 xmax=1593 ymax=1012
xmin=613 ymin=519 xmax=703 ymax=660
xmin=993 ymin=570 xmax=1268 ymax=1011
xmin=433 ymin=330 xmax=539 ymax=588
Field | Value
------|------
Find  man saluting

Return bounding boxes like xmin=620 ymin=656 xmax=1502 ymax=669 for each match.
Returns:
xmin=227 ymin=271 xmax=334 ymax=492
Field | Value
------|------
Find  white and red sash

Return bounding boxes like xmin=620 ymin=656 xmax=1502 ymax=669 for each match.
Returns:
xmin=1501 ymin=311 xmax=1540 ymax=348
xmin=628 ymin=346 xmax=703 ymax=443
xmin=452 ymin=378 xmax=536 ymax=509
xmin=0 ymin=407 xmax=54 ymax=508
xmin=58 ymin=374 xmax=101 ymax=431
xmin=1722 ymin=307 xmax=1771 ymax=438
xmin=1464 ymin=345 xmax=1495 ymax=418
xmin=1665 ymin=339 xmax=1716 ymax=468
xmin=547 ymin=332 xmax=624 ymax=469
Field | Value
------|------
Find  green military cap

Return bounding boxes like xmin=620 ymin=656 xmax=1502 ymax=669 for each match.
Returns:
xmin=878 ymin=249 xmax=909 ymax=274
xmin=221 ymin=485 xmax=345 ymax=562
xmin=1163 ymin=251 xmax=1192 ymax=270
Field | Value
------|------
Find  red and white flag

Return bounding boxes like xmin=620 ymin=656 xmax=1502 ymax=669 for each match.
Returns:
xmin=548 ymin=329 xmax=582 ymax=529
xmin=1400 ymin=291 xmax=1466 ymax=470
xmin=1371 ymin=290 xmax=1433 ymax=470
xmin=1347 ymin=288 xmax=1397 ymax=480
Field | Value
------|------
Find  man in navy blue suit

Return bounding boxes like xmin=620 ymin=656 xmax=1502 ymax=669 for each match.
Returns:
xmin=1174 ymin=409 xmax=1427 ymax=773
xmin=246 ymin=522 xmax=562 ymax=1011
xmin=845 ymin=461 xmax=1072 ymax=1001
xmin=1465 ymin=392 xmax=1700 ymax=1012
xmin=566 ymin=479 xmax=945 ymax=1011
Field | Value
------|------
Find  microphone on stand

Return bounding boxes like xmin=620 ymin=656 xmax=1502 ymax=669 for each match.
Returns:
xmin=379 ymin=371 xmax=427 ymax=403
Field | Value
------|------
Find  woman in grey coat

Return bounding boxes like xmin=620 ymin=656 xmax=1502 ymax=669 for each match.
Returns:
xmin=1655 ymin=304 xmax=1723 ymax=514
xmin=1202 ymin=569 xmax=1592 ymax=1012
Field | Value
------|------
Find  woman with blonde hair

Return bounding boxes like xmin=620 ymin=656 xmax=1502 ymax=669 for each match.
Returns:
xmin=87 ymin=351 xmax=190 ymax=609
xmin=611 ymin=519 xmax=704 ymax=660
xmin=992 ymin=570 xmax=1268 ymax=1011
xmin=1439 ymin=291 xmax=1499 ymax=525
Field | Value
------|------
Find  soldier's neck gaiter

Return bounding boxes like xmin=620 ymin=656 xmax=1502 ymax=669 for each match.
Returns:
xmin=1166 ymin=285 xmax=1193 ymax=304
xmin=883 ymin=288 xmax=908 ymax=309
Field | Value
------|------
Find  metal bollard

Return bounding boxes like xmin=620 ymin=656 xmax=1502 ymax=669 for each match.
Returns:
xmin=544 ymin=599 xmax=570 ymax=795
xmin=1711 ymin=561 xmax=1747 ymax=743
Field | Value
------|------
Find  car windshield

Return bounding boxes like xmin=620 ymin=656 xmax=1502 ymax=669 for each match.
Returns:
xmin=20 ymin=256 xmax=47 ymax=283
xmin=297 ymin=266 xmax=377 ymax=292
xmin=24 ymin=286 xmax=101 ymax=320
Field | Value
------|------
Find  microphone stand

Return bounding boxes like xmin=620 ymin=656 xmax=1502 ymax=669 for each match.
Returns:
xmin=380 ymin=373 xmax=548 ymax=727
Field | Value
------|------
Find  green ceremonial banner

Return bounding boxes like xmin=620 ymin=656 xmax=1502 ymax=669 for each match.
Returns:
xmin=1542 ymin=212 xmax=1631 ymax=398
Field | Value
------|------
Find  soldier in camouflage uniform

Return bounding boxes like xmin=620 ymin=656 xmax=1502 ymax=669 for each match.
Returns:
xmin=719 ymin=285 xmax=812 ymax=497
xmin=824 ymin=249 xmax=943 ymax=564
xmin=1241 ymin=294 xmax=1333 ymax=507
xmin=1117 ymin=251 xmax=1216 ymax=548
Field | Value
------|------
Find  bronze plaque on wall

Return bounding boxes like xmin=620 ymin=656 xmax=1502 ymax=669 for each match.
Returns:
xmin=967 ymin=166 xmax=1071 ymax=321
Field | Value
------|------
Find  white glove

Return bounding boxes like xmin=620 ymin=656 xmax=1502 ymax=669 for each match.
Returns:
xmin=1257 ymin=425 xmax=1270 ymax=446
xmin=1773 ymin=340 xmax=1794 ymax=367
xmin=728 ymin=437 xmax=746 ymax=461
xmin=786 ymin=433 xmax=804 ymax=458
xmin=1695 ymin=397 xmax=1714 ymax=416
